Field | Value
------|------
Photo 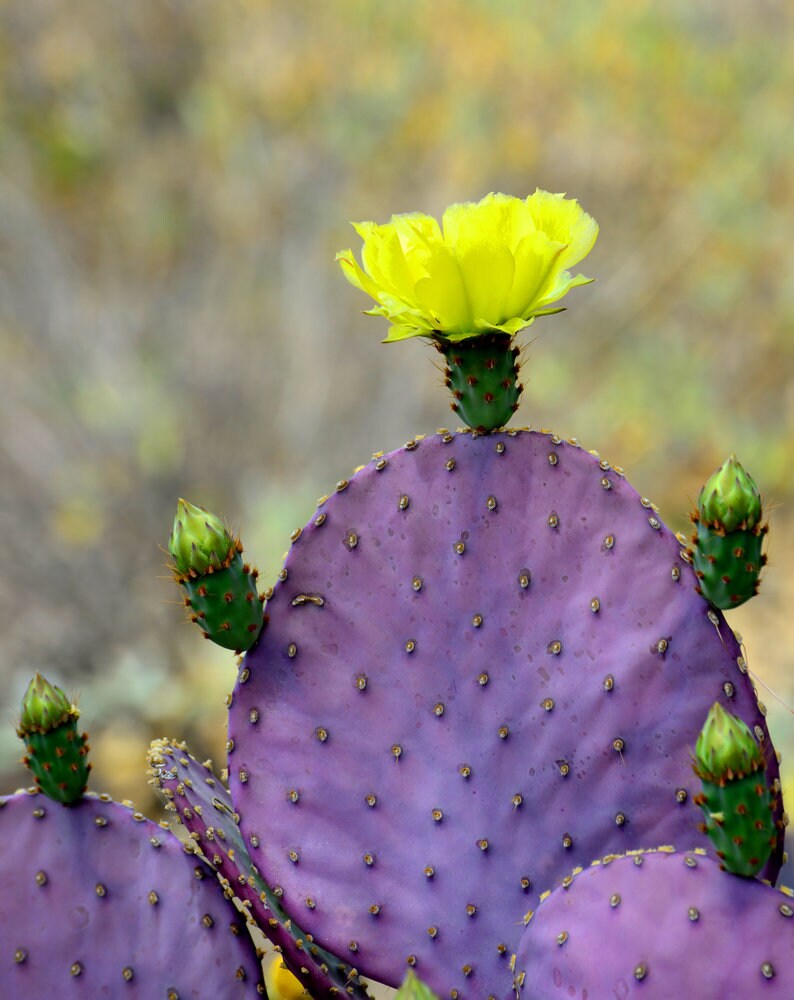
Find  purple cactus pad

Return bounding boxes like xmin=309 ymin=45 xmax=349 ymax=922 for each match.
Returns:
xmin=0 ymin=789 xmax=265 ymax=997
xmin=228 ymin=429 xmax=782 ymax=997
xmin=513 ymin=847 xmax=794 ymax=998
xmin=149 ymin=739 xmax=372 ymax=999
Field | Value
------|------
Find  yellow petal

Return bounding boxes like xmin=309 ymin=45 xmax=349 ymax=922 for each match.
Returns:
xmin=526 ymin=189 xmax=599 ymax=271
xmin=456 ymin=241 xmax=515 ymax=327
xmin=503 ymin=231 xmax=566 ymax=319
xmin=262 ymin=954 xmax=309 ymax=1000
xmin=390 ymin=212 xmax=444 ymax=284
xmin=535 ymin=271 xmax=594 ymax=310
xmin=443 ymin=193 xmax=536 ymax=252
xmin=412 ymin=245 xmax=472 ymax=332
xmin=353 ymin=221 xmax=417 ymax=302
xmin=336 ymin=249 xmax=388 ymax=303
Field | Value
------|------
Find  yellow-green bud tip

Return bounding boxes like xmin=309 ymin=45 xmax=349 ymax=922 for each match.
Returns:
xmin=18 ymin=673 xmax=73 ymax=735
xmin=168 ymin=498 xmax=234 ymax=577
xmin=395 ymin=970 xmax=441 ymax=1000
xmin=698 ymin=454 xmax=762 ymax=532
xmin=694 ymin=702 xmax=762 ymax=780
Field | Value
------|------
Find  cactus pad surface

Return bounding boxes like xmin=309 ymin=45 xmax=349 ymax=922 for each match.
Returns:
xmin=0 ymin=789 xmax=265 ymax=997
xmin=229 ymin=429 xmax=781 ymax=997
xmin=513 ymin=847 xmax=794 ymax=998
xmin=149 ymin=739 xmax=372 ymax=999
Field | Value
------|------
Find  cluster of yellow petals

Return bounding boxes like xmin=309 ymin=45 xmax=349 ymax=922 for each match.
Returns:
xmin=336 ymin=191 xmax=598 ymax=342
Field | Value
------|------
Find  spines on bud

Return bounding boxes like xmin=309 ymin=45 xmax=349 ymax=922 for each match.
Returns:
xmin=692 ymin=703 xmax=779 ymax=877
xmin=168 ymin=499 xmax=265 ymax=652
xmin=17 ymin=673 xmax=90 ymax=804
xmin=688 ymin=455 xmax=767 ymax=609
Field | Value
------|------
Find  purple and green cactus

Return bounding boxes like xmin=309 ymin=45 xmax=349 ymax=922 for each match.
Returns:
xmin=2 ymin=679 xmax=266 ymax=997
xmin=5 ymin=194 xmax=790 ymax=1000
xmin=226 ymin=427 xmax=781 ymax=998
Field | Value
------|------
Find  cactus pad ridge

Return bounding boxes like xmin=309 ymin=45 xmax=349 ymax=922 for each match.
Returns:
xmin=0 ymin=789 xmax=265 ymax=996
xmin=148 ymin=738 xmax=373 ymax=1000
xmin=228 ymin=429 xmax=782 ymax=997
xmin=513 ymin=847 xmax=794 ymax=998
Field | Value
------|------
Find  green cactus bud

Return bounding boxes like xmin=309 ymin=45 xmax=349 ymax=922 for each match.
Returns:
xmin=394 ymin=971 xmax=440 ymax=1000
xmin=169 ymin=498 xmax=235 ymax=578
xmin=17 ymin=673 xmax=90 ymax=804
xmin=693 ymin=702 xmax=763 ymax=781
xmin=18 ymin=673 xmax=72 ymax=734
xmin=168 ymin=499 xmax=265 ymax=651
xmin=692 ymin=703 xmax=779 ymax=877
xmin=698 ymin=454 xmax=762 ymax=533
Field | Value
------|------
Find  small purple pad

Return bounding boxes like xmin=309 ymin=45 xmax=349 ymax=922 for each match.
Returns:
xmin=514 ymin=848 xmax=794 ymax=997
xmin=229 ymin=429 xmax=780 ymax=998
xmin=0 ymin=790 xmax=264 ymax=996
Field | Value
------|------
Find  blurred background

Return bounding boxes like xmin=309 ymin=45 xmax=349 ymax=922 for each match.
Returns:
xmin=1 ymin=0 xmax=792 ymax=851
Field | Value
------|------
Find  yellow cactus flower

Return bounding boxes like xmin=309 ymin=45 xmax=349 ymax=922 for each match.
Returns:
xmin=262 ymin=953 xmax=312 ymax=999
xmin=336 ymin=190 xmax=598 ymax=343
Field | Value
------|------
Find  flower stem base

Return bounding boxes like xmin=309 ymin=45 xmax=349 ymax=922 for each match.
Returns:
xmin=435 ymin=333 xmax=521 ymax=432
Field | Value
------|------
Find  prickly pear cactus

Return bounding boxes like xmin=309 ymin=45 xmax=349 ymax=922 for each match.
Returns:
xmin=0 ymin=789 xmax=265 ymax=997
xmin=513 ymin=847 xmax=794 ymax=998
xmin=169 ymin=498 xmax=265 ymax=652
xmin=227 ymin=428 xmax=782 ymax=998
xmin=149 ymin=739 xmax=373 ymax=1000
xmin=689 ymin=455 xmax=767 ymax=609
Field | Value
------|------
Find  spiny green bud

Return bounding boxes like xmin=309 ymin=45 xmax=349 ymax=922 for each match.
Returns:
xmin=18 ymin=673 xmax=73 ymax=735
xmin=17 ymin=673 xmax=90 ymax=804
xmin=394 ymin=971 xmax=441 ymax=1000
xmin=169 ymin=498 xmax=235 ymax=577
xmin=697 ymin=454 xmax=762 ymax=533
xmin=693 ymin=702 xmax=763 ymax=781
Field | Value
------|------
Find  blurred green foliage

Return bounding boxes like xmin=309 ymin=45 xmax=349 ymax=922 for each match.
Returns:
xmin=1 ymin=0 xmax=792 ymax=816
